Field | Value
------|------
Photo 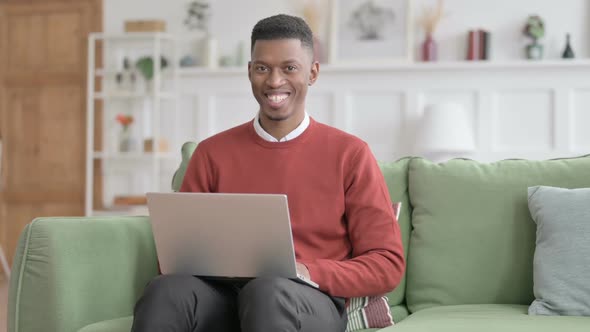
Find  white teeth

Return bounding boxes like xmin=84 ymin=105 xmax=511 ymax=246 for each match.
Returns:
xmin=268 ymin=94 xmax=288 ymax=103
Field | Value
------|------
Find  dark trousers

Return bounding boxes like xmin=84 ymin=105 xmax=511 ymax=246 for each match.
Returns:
xmin=131 ymin=275 xmax=348 ymax=332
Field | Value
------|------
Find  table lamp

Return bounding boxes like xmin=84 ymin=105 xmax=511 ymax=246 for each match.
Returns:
xmin=414 ymin=102 xmax=476 ymax=162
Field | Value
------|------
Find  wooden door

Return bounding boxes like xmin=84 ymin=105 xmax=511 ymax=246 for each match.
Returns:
xmin=0 ymin=0 xmax=102 ymax=266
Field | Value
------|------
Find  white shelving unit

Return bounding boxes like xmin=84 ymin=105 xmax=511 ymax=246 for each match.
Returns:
xmin=85 ymin=33 xmax=181 ymax=216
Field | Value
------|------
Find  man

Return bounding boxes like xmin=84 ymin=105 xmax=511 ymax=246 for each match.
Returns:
xmin=132 ymin=14 xmax=404 ymax=332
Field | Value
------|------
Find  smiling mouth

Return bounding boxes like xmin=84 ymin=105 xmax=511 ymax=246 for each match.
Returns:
xmin=265 ymin=92 xmax=290 ymax=107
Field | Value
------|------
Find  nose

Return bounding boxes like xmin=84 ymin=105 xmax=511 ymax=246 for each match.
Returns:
xmin=266 ymin=69 xmax=285 ymax=88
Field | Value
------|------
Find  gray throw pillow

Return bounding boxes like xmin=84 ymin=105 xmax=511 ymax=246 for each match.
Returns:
xmin=528 ymin=186 xmax=590 ymax=316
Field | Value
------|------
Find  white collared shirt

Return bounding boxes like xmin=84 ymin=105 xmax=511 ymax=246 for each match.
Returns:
xmin=253 ymin=112 xmax=310 ymax=142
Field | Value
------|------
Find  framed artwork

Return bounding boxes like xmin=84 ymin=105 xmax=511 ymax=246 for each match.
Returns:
xmin=329 ymin=0 xmax=413 ymax=64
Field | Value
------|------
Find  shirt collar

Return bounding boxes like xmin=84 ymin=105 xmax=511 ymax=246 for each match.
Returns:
xmin=253 ymin=111 xmax=310 ymax=142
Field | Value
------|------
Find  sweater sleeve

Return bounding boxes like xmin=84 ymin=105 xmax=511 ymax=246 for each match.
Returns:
xmin=179 ymin=143 xmax=214 ymax=193
xmin=299 ymin=143 xmax=405 ymax=298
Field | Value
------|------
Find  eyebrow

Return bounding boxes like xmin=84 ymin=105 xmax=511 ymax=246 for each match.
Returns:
xmin=251 ymin=59 xmax=302 ymax=66
xmin=281 ymin=59 xmax=302 ymax=64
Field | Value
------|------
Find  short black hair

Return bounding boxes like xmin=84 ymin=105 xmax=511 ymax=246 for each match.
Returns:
xmin=251 ymin=14 xmax=314 ymax=53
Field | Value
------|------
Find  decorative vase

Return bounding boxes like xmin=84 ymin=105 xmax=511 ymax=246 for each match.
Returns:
xmin=422 ymin=34 xmax=437 ymax=62
xmin=526 ymin=40 xmax=543 ymax=60
xmin=118 ymin=127 xmax=133 ymax=153
xmin=206 ymin=36 xmax=218 ymax=69
xmin=562 ymin=33 xmax=575 ymax=59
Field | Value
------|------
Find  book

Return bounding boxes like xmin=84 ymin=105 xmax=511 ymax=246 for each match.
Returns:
xmin=467 ymin=30 xmax=479 ymax=60
xmin=479 ymin=29 xmax=491 ymax=60
xmin=467 ymin=29 xmax=491 ymax=60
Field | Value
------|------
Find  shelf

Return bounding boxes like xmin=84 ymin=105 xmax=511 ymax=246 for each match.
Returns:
xmin=87 ymin=33 xmax=181 ymax=217
xmin=178 ymin=59 xmax=590 ymax=77
xmin=93 ymin=91 xmax=176 ymax=99
xmin=95 ymin=68 xmax=175 ymax=78
xmin=89 ymin=32 xmax=176 ymax=41
xmin=93 ymin=151 xmax=178 ymax=160
xmin=320 ymin=59 xmax=590 ymax=72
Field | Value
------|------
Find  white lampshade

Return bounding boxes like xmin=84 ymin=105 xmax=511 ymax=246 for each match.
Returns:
xmin=414 ymin=103 xmax=475 ymax=155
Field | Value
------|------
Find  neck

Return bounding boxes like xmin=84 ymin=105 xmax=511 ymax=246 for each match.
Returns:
xmin=259 ymin=111 xmax=305 ymax=140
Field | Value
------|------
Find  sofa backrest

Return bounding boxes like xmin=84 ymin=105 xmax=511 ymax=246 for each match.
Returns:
xmin=405 ymin=156 xmax=590 ymax=313
xmin=171 ymin=142 xmax=198 ymax=192
xmin=171 ymin=143 xmax=413 ymax=307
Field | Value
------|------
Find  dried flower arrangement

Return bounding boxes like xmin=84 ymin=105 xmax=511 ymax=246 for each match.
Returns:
xmin=419 ymin=0 xmax=445 ymax=36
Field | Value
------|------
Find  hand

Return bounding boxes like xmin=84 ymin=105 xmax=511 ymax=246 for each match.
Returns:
xmin=296 ymin=262 xmax=311 ymax=280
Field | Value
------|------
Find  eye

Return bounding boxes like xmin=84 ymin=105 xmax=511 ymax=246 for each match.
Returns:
xmin=255 ymin=65 xmax=268 ymax=72
xmin=286 ymin=65 xmax=297 ymax=72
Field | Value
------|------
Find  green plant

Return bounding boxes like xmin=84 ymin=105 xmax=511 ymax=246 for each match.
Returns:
xmin=135 ymin=56 xmax=169 ymax=81
xmin=523 ymin=15 xmax=545 ymax=41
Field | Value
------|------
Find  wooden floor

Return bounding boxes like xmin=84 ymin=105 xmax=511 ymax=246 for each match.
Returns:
xmin=1 ymin=276 xmax=7 ymax=332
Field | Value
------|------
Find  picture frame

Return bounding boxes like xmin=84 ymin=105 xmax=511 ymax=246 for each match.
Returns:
xmin=329 ymin=0 xmax=413 ymax=64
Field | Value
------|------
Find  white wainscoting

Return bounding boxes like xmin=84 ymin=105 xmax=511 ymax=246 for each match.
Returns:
xmin=177 ymin=60 xmax=590 ymax=163
xmin=97 ymin=60 xmax=590 ymax=209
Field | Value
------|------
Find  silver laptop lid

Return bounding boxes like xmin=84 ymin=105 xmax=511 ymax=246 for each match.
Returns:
xmin=147 ymin=192 xmax=299 ymax=279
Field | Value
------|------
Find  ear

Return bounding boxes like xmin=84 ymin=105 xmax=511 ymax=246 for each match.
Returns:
xmin=308 ymin=61 xmax=320 ymax=86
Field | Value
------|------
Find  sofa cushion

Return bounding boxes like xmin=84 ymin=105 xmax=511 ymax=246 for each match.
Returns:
xmin=347 ymin=296 xmax=393 ymax=331
xmin=8 ymin=217 xmax=158 ymax=332
xmin=76 ymin=316 xmax=382 ymax=332
xmin=406 ymin=156 xmax=590 ymax=313
xmin=379 ymin=159 xmax=412 ymax=308
xmin=527 ymin=186 xmax=590 ymax=316
xmin=379 ymin=304 xmax=590 ymax=332
xmin=78 ymin=316 xmax=133 ymax=332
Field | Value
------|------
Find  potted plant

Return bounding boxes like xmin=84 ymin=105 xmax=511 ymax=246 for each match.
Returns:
xmin=135 ymin=56 xmax=169 ymax=82
xmin=523 ymin=15 xmax=545 ymax=60
xmin=133 ymin=56 xmax=169 ymax=93
xmin=184 ymin=0 xmax=211 ymax=33
xmin=183 ymin=0 xmax=216 ymax=67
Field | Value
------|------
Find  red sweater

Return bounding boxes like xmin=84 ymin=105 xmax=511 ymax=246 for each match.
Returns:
xmin=180 ymin=118 xmax=404 ymax=298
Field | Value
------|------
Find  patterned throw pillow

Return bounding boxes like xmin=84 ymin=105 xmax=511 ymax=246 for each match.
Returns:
xmin=345 ymin=202 xmax=401 ymax=331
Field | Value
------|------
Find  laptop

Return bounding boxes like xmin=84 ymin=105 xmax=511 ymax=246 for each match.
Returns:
xmin=146 ymin=192 xmax=318 ymax=288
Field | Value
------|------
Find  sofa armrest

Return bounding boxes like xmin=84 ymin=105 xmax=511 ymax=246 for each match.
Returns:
xmin=8 ymin=217 xmax=158 ymax=332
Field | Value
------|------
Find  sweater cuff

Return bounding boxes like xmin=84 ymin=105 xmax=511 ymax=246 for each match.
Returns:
xmin=298 ymin=259 xmax=322 ymax=286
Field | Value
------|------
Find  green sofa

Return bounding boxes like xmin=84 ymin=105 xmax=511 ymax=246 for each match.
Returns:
xmin=8 ymin=145 xmax=590 ymax=332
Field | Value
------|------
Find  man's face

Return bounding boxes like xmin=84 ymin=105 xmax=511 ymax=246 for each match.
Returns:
xmin=248 ymin=39 xmax=319 ymax=122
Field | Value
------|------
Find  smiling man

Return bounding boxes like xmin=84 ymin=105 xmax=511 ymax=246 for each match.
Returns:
xmin=131 ymin=14 xmax=404 ymax=332
xmin=248 ymin=32 xmax=318 ymax=139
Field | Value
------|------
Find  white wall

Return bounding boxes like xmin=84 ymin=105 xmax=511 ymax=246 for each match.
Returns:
xmin=175 ymin=62 xmax=590 ymax=163
xmin=416 ymin=0 xmax=590 ymax=60
xmin=105 ymin=0 xmax=590 ymax=61
xmin=97 ymin=1 xmax=590 ymax=209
